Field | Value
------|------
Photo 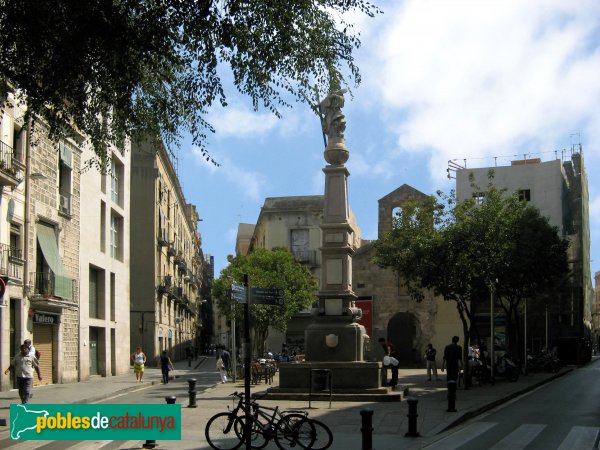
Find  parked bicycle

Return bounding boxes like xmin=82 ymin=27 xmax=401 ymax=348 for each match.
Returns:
xmin=205 ymin=392 xmax=332 ymax=450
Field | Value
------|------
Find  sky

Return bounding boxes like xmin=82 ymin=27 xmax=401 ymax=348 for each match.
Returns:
xmin=174 ymin=0 xmax=600 ymax=283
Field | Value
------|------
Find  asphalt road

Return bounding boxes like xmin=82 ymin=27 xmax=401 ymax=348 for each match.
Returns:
xmin=422 ymin=358 xmax=600 ymax=449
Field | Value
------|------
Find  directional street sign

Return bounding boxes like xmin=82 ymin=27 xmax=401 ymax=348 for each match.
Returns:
xmin=251 ymin=288 xmax=284 ymax=305
xmin=231 ymin=283 xmax=246 ymax=303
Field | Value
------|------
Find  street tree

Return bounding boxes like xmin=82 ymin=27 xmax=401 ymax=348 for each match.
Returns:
xmin=373 ymin=178 xmax=570 ymax=362
xmin=212 ymin=247 xmax=318 ymax=357
xmin=0 ymin=0 xmax=381 ymax=164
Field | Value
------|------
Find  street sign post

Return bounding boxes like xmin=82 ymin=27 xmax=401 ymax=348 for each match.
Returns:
xmin=251 ymin=288 xmax=284 ymax=305
xmin=231 ymin=283 xmax=246 ymax=303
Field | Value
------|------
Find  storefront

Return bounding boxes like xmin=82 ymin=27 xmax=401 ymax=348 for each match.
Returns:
xmin=31 ymin=311 xmax=59 ymax=386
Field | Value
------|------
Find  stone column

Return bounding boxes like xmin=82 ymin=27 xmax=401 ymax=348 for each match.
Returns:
xmin=304 ymin=90 xmax=365 ymax=362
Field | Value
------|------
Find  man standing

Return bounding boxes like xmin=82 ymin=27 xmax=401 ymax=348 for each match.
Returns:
xmin=442 ymin=336 xmax=463 ymax=381
xmin=378 ymin=337 xmax=399 ymax=387
xmin=425 ymin=343 xmax=440 ymax=381
xmin=4 ymin=344 xmax=42 ymax=403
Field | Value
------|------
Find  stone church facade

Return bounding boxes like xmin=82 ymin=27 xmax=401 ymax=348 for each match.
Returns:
xmin=353 ymin=184 xmax=462 ymax=367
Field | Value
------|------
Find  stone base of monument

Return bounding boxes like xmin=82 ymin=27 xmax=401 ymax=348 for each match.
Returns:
xmin=265 ymin=362 xmax=402 ymax=402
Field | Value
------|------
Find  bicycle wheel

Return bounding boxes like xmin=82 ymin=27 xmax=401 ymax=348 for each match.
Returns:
xmin=233 ymin=415 xmax=269 ymax=449
xmin=274 ymin=413 xmax=315 ymax=450
xmin=307 ymin=418 xmax=333 ymax=450
xmin=205 ymin=412 xmax=244 ymax=450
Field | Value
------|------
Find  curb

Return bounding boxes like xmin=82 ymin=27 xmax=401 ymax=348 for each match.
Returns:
xmin=438 ymin=367 xmax=574 ymax=433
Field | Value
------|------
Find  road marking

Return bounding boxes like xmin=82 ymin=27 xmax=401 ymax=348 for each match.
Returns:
xmin=424 ymin=421 xmax=497 ymax=448
xmin=557 ymin=426 xmax=599 ymax=450
xmin=489 ymin=423 xmax=546 ymax=449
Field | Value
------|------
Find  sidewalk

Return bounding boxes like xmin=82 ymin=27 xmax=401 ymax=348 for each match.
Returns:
xmin=0 ymin=356 xmax=585 ymax=450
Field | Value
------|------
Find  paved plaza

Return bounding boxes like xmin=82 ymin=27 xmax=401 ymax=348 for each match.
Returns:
xmin=0 ymin=356 xmax=580 ymax=449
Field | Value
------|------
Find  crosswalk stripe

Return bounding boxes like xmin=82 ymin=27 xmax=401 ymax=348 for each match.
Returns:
xmin=557 ymin=426 xmax=599 ymax=450
xmin=489 ymin=423 xmax=546 ymax=449
xmin=425 ymin=421 xmax=498 ymax=449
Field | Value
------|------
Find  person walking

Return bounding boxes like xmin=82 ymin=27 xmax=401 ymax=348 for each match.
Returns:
xmin=425 ymin=343 xmax=440 ymax=381
xmin=131 ymin=346 xmax=147 ymax=382
xmin=442 ymin=336 xmax=463 ymax=382
xmin=216 ymin=352 xmax=227 ymax=383
xmin=220 ymin=348 xmax=231 ymax=377
xmin=159 ymin=351 xmax=174 ymax=384
xmin=4 ymin=344 xmax=42 ymax=403
xmin=378 ymin=337 xmax=399 ymax=387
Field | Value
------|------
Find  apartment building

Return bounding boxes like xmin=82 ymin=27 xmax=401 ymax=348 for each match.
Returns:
xmin=455 ymin=148 xmax=594 ymax=363
xmin=130 ymin=137 xmax=203 ymax=364
xmin=78 ymin=144 xmax=131 ymax=379
xmin=0 ymin=90 xmax=82 ymax=389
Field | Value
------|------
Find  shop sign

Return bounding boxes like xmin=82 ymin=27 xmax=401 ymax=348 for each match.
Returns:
xmin=33 ymin=312 xmax=59 ymax=325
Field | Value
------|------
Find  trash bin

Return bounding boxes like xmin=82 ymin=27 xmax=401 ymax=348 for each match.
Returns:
xmin=311 ymin=369 xmax=331 ymax=391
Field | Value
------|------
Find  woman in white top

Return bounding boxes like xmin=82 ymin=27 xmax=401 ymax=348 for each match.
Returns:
xmin=131 ymin=347 xmax=147 ymax=382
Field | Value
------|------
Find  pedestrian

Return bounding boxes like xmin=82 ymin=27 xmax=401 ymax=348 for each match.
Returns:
xmin=24 ymin=339 xmax=41 ymax=360
xmin=131 ymin=346 xmax=147 ymax=382
xmin=220 ymin=348 xmax=231 ymax=376
xmin=442 ymin=336 xmax=463 ymax=382
xmin=425 ymin=343 xmax=440 ymax=381
xmin=4 ymin=344 xmax=42 ymax=403
xmin=159 ymin=351 xmax=174 ymax=384
xmin=216 ymin=352 xmax=227 ymax=383
xmin=378 ymin=337 xmax=399 ymax=387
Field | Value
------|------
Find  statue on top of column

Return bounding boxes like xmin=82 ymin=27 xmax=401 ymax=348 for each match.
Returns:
xmin=319 ymin=89 xmax=348 ymax=149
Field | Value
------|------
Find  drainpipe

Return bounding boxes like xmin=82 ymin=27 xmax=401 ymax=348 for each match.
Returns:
xmin=22 ymin=118 xmax=32 ymax=340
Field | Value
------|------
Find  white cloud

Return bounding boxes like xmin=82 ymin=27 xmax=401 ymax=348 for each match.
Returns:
xmin=190 ymin=146 xmax=266 ymax=201
xmin=211 ymin=106 xmax=279 ymax=138
xmin=360 ymin=0 xmax=600 ymax=182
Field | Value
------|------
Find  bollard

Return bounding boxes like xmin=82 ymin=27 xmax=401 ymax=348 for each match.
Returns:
xmin=447 ymin=380 xmax=457 ymax=412
xmin=187 ymin=378 xmax=197 ymax=408
xmin=165 ymin=395 xmax=177 ymax=404
xmin=405 ymin=396 xmax=420 ymax=437
xmin=360 ymin=408 xmax=374 ymax=450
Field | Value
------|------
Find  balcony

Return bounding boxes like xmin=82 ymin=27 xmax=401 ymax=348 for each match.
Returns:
xmin=167 ymin=244 xmax=177 ymax=257
xmin=0 ymin=141 xmax=25 ymax=187
xmin=157 ymin=231 xmax=169 ymax=247
xmin=157 ymin=275 xmax=172 ymax=294
xmin=28 ymin=271 xmax=78 ymax=307
xmin=292 ymin=249 xmax=317 ymax=266
xmin=0 ymin=244 xmax=24 ymax=281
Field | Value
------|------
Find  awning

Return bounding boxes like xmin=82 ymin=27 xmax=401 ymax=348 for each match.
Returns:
xmin=37 ymin=223 xmax=73 ymax=300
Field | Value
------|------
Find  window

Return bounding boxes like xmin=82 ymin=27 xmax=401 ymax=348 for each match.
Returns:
xmin=518 ymin=189 xmax=531 ymax=202
xmin=89 ymin=266 xmax=106 ymax=319
xmin=110 ymin=273 xmax=115 ymax=321
xmin=110 ymin=211 xmax=123 ymax=260
xmin=110 ymin=156 xmax=124 ymax=206
xmin=100 ymin=201 xmax=106 ymax=253
xmin=291 ymin=229 xmax=310 ymax=262
xmin=472 ymin=192 xmax=485 ymax=205
xmin=12 ymin=125 xmax=24 ymax=163
xmin=58 ymin=142 xmax=72 ymax=215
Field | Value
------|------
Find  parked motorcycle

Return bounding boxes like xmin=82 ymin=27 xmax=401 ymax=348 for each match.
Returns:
xmin=495 ymin=353 xmax=519 ymax=381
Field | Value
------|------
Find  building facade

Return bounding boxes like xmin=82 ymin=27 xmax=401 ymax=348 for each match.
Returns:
xmin=78 ymin=143 xmax=131 ymax=379
xmin=130 ymin=137 xmax=204 ymax=364
xmin=0 ymin=94 xmax=82 ymax=389
xmin=455 ymin=149 xmax=594 ymax=363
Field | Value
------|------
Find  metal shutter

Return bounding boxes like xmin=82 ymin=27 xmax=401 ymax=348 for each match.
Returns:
xmin=32 ymin=324 xmax=53 ymax=386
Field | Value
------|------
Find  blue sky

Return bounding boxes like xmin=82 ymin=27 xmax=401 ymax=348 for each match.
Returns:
xmin=174 ymin=0 xmax=600 ymax=282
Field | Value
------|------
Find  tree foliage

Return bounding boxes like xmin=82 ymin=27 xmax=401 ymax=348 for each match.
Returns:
xmin=212 ymin=247 xmax=318 ymax=357
xmin=0 ymin=0 xmax=381 ymax=164
xmin=373 ymin=177 xmax=570 ymax=358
